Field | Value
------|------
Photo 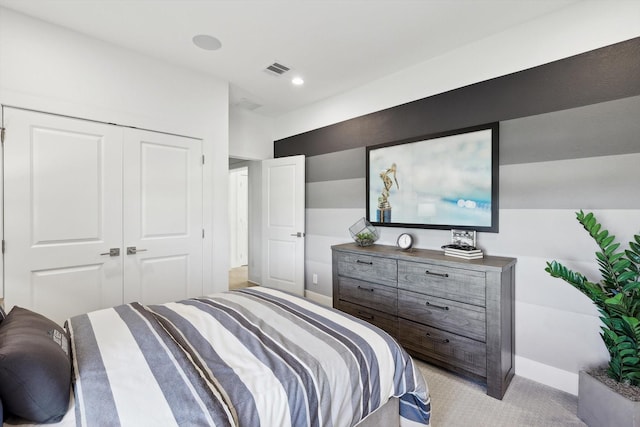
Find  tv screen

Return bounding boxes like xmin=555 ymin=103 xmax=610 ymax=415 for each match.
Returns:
xmin=366 ymin=123 xmax=499 ymax=232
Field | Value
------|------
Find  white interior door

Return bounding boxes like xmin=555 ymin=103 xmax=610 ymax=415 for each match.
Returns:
xmin=261 ymin=155 xmax=305 ymax=296
xmin=229 ymin=167 xmax=248 ymax=268
xmin=3 ymin=108 xmax=123 ymax=324
xmin=122 ymin=129 xmax=203 ymax=305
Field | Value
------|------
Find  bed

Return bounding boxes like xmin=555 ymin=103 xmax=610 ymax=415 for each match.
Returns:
xmin=0 ymin=287 xmax=430 ymax=426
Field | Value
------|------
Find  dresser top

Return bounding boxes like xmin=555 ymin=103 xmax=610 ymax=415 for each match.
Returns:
xmin=332 ymin=242 xmax=516 ymax=272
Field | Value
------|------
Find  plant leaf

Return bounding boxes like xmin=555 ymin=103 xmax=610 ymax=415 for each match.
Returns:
xmin=624 ymin=249 xmax=640 ymax=264
xmin=613 ymin=259 xmax=631 ymax=273
xmin=597 ymin=230 xmax=609 ymax=243
xmin=619 ymin=273 xmax=639 ymax=285
xmin=602 ymin=235 xmax=616 ymax=249
xmin=605 ymin=242 xmax=621 ymax=256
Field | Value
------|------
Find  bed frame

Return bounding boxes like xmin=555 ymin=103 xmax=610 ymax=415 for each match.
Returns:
xmin=355 ymin=397 xmax=399 ymax=427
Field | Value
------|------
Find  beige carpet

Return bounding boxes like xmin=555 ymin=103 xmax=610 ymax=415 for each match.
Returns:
xmin=415 ymin=360 xmax=586 ymax=426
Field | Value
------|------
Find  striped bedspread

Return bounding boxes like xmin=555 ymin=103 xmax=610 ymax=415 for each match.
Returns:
xmin=68 ymin=287 xmax=431 ymax=426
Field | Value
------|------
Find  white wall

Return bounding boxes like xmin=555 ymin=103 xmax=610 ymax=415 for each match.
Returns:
xmin=228 ymin=105 xmax=274 ymax=284
xmin=0 ymin=7 xmax=230 ymax=294
xmin=274 ymin=1 xmax=640 ymax=396
xmin=246 ymin=161 xmax=263 ymax=285
xmin=229 ymin=107 xmax=274 ymax=284
xmin=229 ymin=106 xmax=274 ymax=160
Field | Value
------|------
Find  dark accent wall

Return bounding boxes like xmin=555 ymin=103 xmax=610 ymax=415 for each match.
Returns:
xmin=274 ymin=37 xmax=640 ymax=157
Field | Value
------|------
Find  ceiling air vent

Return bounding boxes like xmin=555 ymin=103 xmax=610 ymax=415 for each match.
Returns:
xmin=264 ymin=62 xmax=290 ymax=76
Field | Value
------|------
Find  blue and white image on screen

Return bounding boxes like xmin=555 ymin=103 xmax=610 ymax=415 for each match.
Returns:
xmin=368 ymin=128 xmax=492 ymax=227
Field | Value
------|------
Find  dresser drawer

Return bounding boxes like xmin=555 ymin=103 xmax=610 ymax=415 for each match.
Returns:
xmin=336 ymin=300 xmax=398 ymax=337
xmin=398 ymin=260 xmax=485 ymax=306
xmin=337 ymin=277 xmax=397 ymax=315
xmin=337 ymin=252 xmax=397 ymax=287
xmin=399 ymin=319 xmax=487 ymax=377
xmin=398 ymin=289 xmax=486 ymax=342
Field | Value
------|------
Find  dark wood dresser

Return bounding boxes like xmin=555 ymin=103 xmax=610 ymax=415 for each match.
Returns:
xmin=331 ymin=242 xmax=516 ymax=399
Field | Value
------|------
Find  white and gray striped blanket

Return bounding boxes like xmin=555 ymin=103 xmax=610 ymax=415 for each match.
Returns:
xmin=68 ymin=287 xmax=431 ymax=426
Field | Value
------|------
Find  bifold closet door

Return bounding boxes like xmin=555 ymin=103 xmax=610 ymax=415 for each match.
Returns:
xmin=122 ymin=129 xmax=203 ymax=305
xmin=3 ymin=109 xmax=124 ymax=325
xmin=3 ymin=108 xmax=204 ymax=324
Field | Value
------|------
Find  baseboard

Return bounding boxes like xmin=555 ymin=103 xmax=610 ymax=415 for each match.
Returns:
xmin=515 ymin=355 xmax=579 ymax=395
xmin=304 ymin=289 xmax=333 ymax=307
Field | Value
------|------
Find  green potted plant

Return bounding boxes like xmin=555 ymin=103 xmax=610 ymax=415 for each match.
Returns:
xmin=546 ymin=210 xmax=640 ymax=426
xmin=355 ymin=231 xmax=376 ymax=247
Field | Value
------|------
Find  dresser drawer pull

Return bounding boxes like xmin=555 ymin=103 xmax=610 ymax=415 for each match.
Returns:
xmin=425 ymin=301 xmax=449 ymax=311
xmin=425 ymin=333 xmax=450 ymax=344
xmin=356 ymin=260 xmax=373 ymax=265
xmin=425 ymin=270 xmax=449 ymax=278
xmin=357 ymin=311 xmax=374 ymax=320
xmin=357 ymin=285 xmax=375 ymax=292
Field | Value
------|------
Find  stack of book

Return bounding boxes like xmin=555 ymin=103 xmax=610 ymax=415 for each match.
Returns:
xmin=443 ymin=246 xmax=484 ymax=260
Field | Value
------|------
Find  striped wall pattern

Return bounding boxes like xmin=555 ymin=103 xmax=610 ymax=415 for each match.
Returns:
xmin=276 ymin=39 xmax=640 ymax=394
xmin=302 ymin=94 xmax=640 ymax=394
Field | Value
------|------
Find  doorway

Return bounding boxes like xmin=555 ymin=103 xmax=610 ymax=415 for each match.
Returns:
xmin=227 ymin=156 xmax=304 ymax=294
xmin=229 ymin=159 xmax=250 ymax=289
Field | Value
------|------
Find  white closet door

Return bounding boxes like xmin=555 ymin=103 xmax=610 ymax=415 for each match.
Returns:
xmin=3 ymin=109 xmax=124 ymax=325
xmin=122 ymin=129 xmax=203 ymax=305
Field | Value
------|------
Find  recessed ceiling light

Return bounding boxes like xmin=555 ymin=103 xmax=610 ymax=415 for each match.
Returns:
xmin=192 ymin=34 xmax=222 ymax=51
xmin=291 ymin=77 xmax=304 ymax=86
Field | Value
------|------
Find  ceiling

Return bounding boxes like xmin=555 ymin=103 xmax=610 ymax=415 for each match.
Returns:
xmin=0 ymin=0 xmax=579 ymax=116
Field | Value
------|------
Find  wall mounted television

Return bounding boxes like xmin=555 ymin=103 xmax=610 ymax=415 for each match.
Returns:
xmin=366 ymin=122 xmax=499 ymax=233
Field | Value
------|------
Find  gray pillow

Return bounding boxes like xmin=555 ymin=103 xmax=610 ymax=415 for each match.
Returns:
xmin=0 ymin=306 xmax=71 ymax=423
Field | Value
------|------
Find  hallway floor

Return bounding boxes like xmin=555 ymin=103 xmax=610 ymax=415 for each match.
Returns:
xmin=229 ymin=266 xmax=253 ymax=290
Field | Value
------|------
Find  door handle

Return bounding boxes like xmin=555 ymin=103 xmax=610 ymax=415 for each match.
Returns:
xmin=290 ymin=232 xmax=305 ymax=237
xmin=100 ymin=248 xmax=120 ymax=257
xmin=126 ymin=246 xmax=148 ymax=255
